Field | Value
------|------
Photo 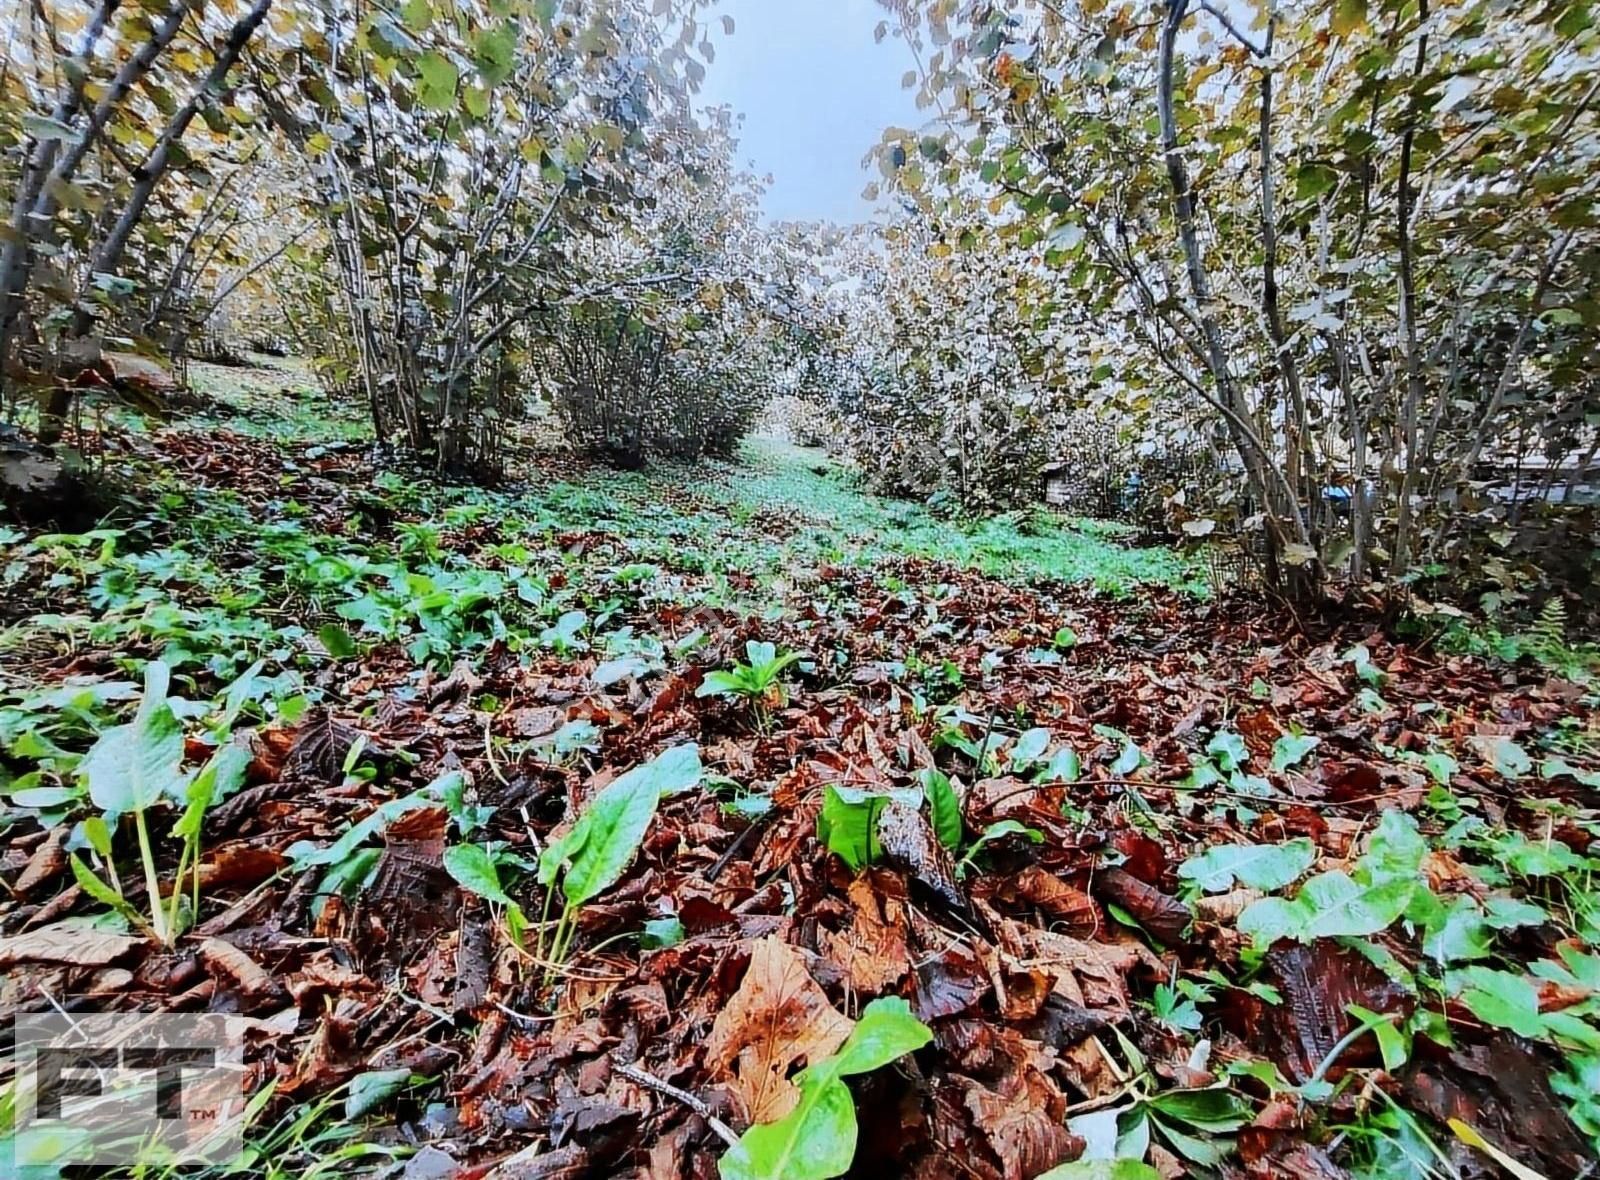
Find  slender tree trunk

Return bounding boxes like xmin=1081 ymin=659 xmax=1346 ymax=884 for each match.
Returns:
xmin=1157 ymin=0 xmax=1312 ymax=588
xmin=0 ymin=0 xmax=188 ymax=382
xmin=39 ymin=0 xmax=273 ymax=442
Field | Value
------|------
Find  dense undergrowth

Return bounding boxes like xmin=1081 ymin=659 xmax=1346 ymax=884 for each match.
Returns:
xmin=2 ymin=368 xmax=1599 ymax=1180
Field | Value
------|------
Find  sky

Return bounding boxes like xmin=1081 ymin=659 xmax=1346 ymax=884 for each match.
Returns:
xmin=695 ymin=0 xmax=927 ymax=225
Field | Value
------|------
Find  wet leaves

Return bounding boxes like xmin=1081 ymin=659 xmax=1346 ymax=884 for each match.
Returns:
xmin=6 ymin=437 xmax=1600 ymax=1177
xmin=706 ymin=936 xmax=856 ymax=1125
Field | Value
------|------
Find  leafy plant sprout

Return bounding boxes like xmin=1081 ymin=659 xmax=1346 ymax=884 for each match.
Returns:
xmin=696 ymin=639 xmax=803 ymax=730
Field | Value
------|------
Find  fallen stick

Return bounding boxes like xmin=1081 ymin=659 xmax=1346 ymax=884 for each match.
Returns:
xmin=615 ymin=1061 xmax=740 ymax=1149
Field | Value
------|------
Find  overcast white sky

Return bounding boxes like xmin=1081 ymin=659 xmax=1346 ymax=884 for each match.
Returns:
xmin=696 ymin=0 xmax=927 ymax=225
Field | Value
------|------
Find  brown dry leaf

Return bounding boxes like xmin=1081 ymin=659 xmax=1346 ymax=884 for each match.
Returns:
xmin=0 ymin=923 xmax=140 ymax=967
xmin=960 ymin=1062 xmax=1083 ymax=1180
xmin=704 ymin=935 xmax=854 ymax=1124
xmin=1094 ymin=867 xmax=1189 ymax=945
xmin=820 ymin=873 xmax=911 ymax=995
xmin=1000 ymin=866 xmax=1101 ymax=934
xmin=1020 ymin=928 xmax=1146 ymax=1016
xmin=196 ymin=843 xmax=287 ymax=890
xmin=13 ymin=829 xmax=66 ymax=897
xmin=200 ymin=937 xmax=276 ymax=999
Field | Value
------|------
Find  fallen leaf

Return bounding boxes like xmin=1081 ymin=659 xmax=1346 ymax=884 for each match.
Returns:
xmin=704 ymin=935 xmax=854 ymax=1124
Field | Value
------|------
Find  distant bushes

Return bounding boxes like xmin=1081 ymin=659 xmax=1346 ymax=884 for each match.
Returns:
xmin=541 ymin=302 xmax=767 ymax=467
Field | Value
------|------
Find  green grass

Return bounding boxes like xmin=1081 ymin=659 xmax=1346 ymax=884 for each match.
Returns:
xmin=186 ymin=355 xmax=371 ymax=443
xmin=511 ymin=438 xmax=1202 ymax=596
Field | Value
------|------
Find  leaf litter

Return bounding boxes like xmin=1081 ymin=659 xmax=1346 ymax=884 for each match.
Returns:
xmin=2 ymin=434 xmax=1599 ymax=1178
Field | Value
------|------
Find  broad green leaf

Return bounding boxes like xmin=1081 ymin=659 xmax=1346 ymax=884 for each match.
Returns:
xmin=415 ymin=51 xmax=459 ymax=111
xmin=471 ymin=24 xmax=516 ymax=85
xmin=1008 ymin=727 xmax=1051 ymax=770
xmin=1145 ymin=1086 xmax=1251 ymax=1132
xmin=1237 ymin=871 xmax=1413 ymax=946
xmin=344 ymin=1069 xmax=412 ymax=1120
xmin=828 ymin=997 xmax=933 ymax=1076
xmin=1178 ymin=839 xmax=1316 ymax=894
xmin=1346 ymin=1004 xmax=1408 ymax=1071
xmin=719 ymin=998 xmax=930 ymax=1180
xmin=1038 ymin=745 xmax=1082 ymax=782
xmin=317 ymin=624 xmax=358 ymax=659
xmin=817 ymin=785 xmax=886 ymax=871
xmin=1469 ymin=736 xmax=1532 ymax=781
xmin=1332 ymin=0 xmax=1367 ymax=36
xmin=1420 ymin=895 xmax=1492 ymax=964
xmin=443 ymin=844 xmax=513 ymax=905
xmin=1095 ymin=725 xmax=1147 ymax=776
xmin=1269 ymin=733 xmax=1319 ymax=772
xmin=1361 ymin=811 xmax=1427 ymax=882
xmin=80 ymin=662 xmax=184 ymax=815
xmin=540 ymin=745 xmax=699 ymax=904
xmin=920 ymin=768 xmax=963 ymax=850
xmin=1447 ymin=967 xmax=1544 ymax=1038
xmin=174 ymin=745 xmax=251 ymax=840
xmin=1206 ymin=730 xmax=1248 ymax=773
xmin=697 ymin=670 xmax=749 ymax=699
xmin=288 ymin=790 xmax=435 ymax=870
xmin=642 ymin=916 xmax=685 ymax=948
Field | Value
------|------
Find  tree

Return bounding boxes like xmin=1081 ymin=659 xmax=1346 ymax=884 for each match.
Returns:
xmin=873 ymin=0 xmax=1599 ymax=597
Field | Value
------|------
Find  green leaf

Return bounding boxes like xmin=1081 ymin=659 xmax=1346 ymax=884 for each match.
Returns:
xmin=1470 ymin=736 xmax=1532 ymax=781
xmin=1237 ymin=871 xmax=1413 ymax=946
xmin=1331 ymin=0 xmax=1367 ymax=36
xmin=289 ymin=790 xmax=435 ymax=870
xmin=344 ymin=1069 xmax=412 ymax=1120
xmin=398 ymin=0 xmax=432 ymax=31
xmin=1269 ymin=733 xmax=1319 ymax=772
xmin=1009 ymin=727 xmax=1051 ymax=770
xmin=1038 ymin=746 xmax=1082 ymax=783
xmin=1360 ymin=810 xmax=1427 ymax=882
xmin=1145 ymin=1086 xmax=1252 ymax=1132
xmin=443 ymin=843 xmax=513 ymax=906
xmin=1177 ymin=839 xmax=1317 ymax=894
xmin=1037 ymin=1161 xmax=1161 ymax=1180
xmin=1420 ymin=895 xmax=1493 ymax=964
xmin=1095 ymin=725 xmax=1147 ymax=776
xmin=920 ymin=768 xmax=963 ymax=851
xmin=817 ymin=785 xmax=886 ymax=871
xmin=538 ymin=745 xmax=699 ymax=905
xmin=415 ymin=51 xmax=459 ymax=111
xmin=1347 ymin=1004 xmax=1408 ymax=1071
xmin=471 ymin=24 xmax=516 ymax=85
xmin=697 ymin=670 xmax=750 ymax=699
xmin=80 ymin=662 xmax=184 ymax=815
xmin=174 ymin=745 xmax=250 ymax=840
xmin=1447 ymin=967 xmax=1544 ymax=1038
xmin=642 ymin=916 xmax=685 ymax=949
xmin=1206 ymin=730 xmax=1248 ymax=773
xmin=1295 ymin=162 xmax=1339 ymax=200
xmin=317 ymin=623 xmax=358 ymax=659
xmin=719 ymin=998 xmax=930 ymax=1180
xmin=70 ymin=854 xmax=144 ymax=928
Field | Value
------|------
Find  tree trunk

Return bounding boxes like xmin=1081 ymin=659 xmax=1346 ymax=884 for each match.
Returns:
xmin=0 ymin=0 xmax=189 ymax=384
xmin=39 ymin=0 xmax=273 ymax=443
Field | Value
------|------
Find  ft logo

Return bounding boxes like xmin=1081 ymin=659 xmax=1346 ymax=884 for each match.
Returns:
xmin=7 ymin=1013 xmax=248 ymax=1169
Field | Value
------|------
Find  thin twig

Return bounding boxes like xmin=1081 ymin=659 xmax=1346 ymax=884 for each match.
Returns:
xmin=615 ymin=1062 xmax=740 ymax=1148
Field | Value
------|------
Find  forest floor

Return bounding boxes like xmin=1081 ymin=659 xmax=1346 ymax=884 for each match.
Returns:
xmin=3 ymin=360 xmax=1599 ymax=1180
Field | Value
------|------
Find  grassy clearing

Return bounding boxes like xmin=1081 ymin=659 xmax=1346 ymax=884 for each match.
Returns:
xmin=520 ymin=438 xmax=1202 ymax=595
